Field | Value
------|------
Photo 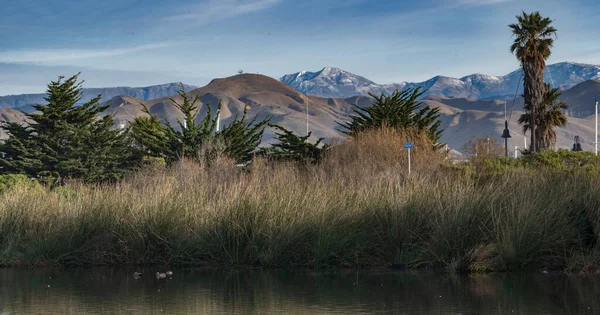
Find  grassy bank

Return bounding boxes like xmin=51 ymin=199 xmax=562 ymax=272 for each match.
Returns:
xmin=1 ymin=128 xmax=599 ymax=272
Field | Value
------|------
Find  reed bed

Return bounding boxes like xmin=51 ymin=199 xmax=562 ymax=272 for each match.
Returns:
xmin=1 ymin=128 xmax=599 ymax=271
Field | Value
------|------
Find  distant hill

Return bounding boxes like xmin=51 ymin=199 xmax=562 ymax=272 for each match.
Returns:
xmin=101 ymin=74 xmax=600 ymax=152
xmin=4 ymin=74 xmax=600 ymax=154
xmin=0 ymin=83 xmax=197 ymax=109
xmin=0 ymin=108 xmax=29 ymax=139
xmin=560 ymin=80 xmax=600 ymax=117
xmin=104 ymin=74 xmax=372 ymax=144
xmin=281 ymin=62 xmax=600 ymax=99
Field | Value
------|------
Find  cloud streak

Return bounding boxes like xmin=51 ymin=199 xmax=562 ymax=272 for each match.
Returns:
xmin=458 ymin=0 xmax=512 ymax=5
xmin=165 ymin=0 xmax=281 ymax=22
xmin=0 ymin=43 xmax=173 ymax=64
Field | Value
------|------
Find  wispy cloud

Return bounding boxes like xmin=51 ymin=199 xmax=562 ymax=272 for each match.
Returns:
xmin=458 ymin=0 xmax=512 ymax=5
xmin=165 ymin=0 xmax=281 ymax=22
xmin=0 ymin=43 xmax=173 ymax=64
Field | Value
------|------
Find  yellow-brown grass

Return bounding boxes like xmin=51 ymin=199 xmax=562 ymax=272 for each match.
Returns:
xmin=0 ymin=128 xmax=599 ymax=271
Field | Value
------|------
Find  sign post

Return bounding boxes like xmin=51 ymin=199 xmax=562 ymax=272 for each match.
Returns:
xmin=404 ymin=142 xmax=413 ymax=176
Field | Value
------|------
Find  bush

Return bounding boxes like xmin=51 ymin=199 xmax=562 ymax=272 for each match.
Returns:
xmin=0 ymin=174 xmax=41 ymax=193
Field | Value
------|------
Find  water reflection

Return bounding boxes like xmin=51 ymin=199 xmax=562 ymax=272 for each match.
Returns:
xmin=0 ymin=268 xmax=598 ymax=314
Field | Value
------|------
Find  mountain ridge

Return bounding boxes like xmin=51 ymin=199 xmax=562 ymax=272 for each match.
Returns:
xmin=281 ymin=62 xmax=600 ymax=99
xmin=0 ymin=82 xmax=198 ymax=109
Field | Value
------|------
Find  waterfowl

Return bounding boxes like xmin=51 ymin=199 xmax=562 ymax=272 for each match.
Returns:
xmin=133 ymin=272 xmax=142 ymax=279
xmin=166 ymin=271 xmax=173 ymax=276
xmin=156 ymin=272 xmax=167 ymax=279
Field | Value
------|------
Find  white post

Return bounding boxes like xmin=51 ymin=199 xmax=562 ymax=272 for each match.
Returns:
xmin=514 ymin=146 xmax=518 ymax=158
xmin=595 ymin=99 xmax=598 ymax=156
xmin=306 ymin=96 xmax=309 ymax=136
xmin=524 ymin=136 xmax=527 ymax=150
xmin=408 ymin=147 xmax=411 ymax=177
xmin=216 ymin=111 xmax=221 ymax=132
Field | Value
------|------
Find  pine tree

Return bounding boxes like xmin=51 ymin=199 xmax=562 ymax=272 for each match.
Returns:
xmin=0 ymin=74 xmax=141 ymax=185
xmin=260 ymin=124 xmax=328 ymax=163
xmin=129 ymin=84 xmax=271 ymax=165
xmin=216 ymin=107 xmax=271 ymax=164
xmin=337 ymin=88 xmax=443 ymax=145
xmin=129 ymin=85 xmax=218 ymax=164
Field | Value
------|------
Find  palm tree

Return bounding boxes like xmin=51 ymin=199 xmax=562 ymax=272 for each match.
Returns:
xmin=518 ymin=83 xmax=567 ymax=150
xmin=509 ymin=11 xmax=557 ymax=152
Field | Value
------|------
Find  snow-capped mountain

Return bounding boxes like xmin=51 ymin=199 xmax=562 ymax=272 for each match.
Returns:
xmin=281 ymin=62 xmax=600 ymax=99
xmin=279 ymin=67 xmax=404 ymax=98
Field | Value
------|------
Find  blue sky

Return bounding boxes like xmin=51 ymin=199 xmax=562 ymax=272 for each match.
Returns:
xmin=1 ymin=0 xmax=598 ymax=95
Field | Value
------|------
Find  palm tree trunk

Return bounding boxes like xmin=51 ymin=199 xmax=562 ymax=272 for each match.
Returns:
xmin=523 ymin=60 xmax=546 ymax=152
xmin=523 ymin=62 xmax=536 ymax=152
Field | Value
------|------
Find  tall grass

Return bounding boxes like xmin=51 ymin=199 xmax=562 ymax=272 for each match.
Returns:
xmin=0 ymin=127 xmax=599 ymax=271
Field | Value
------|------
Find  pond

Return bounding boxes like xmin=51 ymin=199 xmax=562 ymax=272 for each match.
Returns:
xmin=1 ymin=268 xmax=598 ymax=314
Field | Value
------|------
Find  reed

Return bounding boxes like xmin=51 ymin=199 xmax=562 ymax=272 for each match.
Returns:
xmin=0 ymin=128 xmax=598 ymax=271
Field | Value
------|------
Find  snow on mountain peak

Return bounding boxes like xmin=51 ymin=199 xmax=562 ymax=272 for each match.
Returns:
xmin=280 ymin=61 xmax=600 ymax=99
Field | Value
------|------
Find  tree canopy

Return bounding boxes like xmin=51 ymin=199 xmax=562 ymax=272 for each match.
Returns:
xmin=509 ymin=11 xmax=557 ymax=152
xmin=0 ymin=74 xmax=141 ymax=185
xmin=260 ymin=124 xmax=328 ymax=164
xmin=129 ymin=84 xmax=271 ymax=165
xmin=518 ymin=83 xmax=567 ymax=150
xmin=337 ymin=88 xmax=443 ymax=145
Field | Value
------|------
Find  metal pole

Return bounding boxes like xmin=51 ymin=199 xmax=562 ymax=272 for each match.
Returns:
xmin=595 ymin=99 xmax=598 ymax=156
xmin=504 ymin=102 xmax=508 ymax=157
xmin=408 ymin=148 xmax=411 ymax=177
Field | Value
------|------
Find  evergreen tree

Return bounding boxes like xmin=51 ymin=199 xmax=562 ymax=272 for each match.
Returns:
xmin=129 ymin=84 xmax=271 ymax=165
xmin=337 ymin=88 xmax=443 ymax=145
xmin=261 ymin=124 xmax=328 ymax=163
xmin=0 ymin=74 xmax=141 ymax=185
xmin=129 ymin=85 xmax=218 ymax=164
xmin=216 ymin=107 xmax=271 ymax=164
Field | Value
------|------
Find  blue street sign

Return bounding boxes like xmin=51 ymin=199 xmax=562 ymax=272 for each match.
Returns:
xmin=404 ymin=142 xmax=413 ymax=149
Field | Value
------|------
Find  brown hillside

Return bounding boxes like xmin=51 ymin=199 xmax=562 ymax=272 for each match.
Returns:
xmin=560 ymin=80 xmax=600 ymax=117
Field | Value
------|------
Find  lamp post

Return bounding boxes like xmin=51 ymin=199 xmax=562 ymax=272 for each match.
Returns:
xmin=501 ymin=101 xmax=511 ymax=157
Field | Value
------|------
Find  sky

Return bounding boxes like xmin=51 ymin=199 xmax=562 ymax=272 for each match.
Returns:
xmin=0 ymin=0 xmax=599 ymax=95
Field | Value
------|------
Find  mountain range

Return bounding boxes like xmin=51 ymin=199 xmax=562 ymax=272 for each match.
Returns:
xmin=1 ymin=62 xmax=600 ymax=154
xmin=0 ymin=83 xmax=197 ymax=109
xmin=97 ymin=74 xmax=600 ymax=153
xmin=280 ymin=62 xmax=600 ymax=100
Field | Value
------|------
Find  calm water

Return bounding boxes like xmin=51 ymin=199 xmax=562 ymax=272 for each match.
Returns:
xmin=1 ymin=268 xmax=599 ymax=314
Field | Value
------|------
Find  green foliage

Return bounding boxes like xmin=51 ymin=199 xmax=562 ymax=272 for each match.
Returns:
xmin=260 ymin=124 xmax=329 ymax=163
xmin=0 ymin=74 xmax=141 ymax=185
xmin=129 ymin=84 xmax=271 ymax=165
xmin=509 ymin=11 xmax=557 ymax=152
xmin=523 ymin=149 xmax=600 ymax=171
xmin=0 ymin=174 xmax=41 ymax=193
xmin=509 ymin=11 xmax=557 ymax=64
xmin=130 ymin=85 xmax=218 ymax=164
xmin=216 ymin=107 xmax=271 ymax=164
xmin=469 ymin=150 xmax=600 ymax=177
xmin=518 ymin=83 xmax=568 ymax=150
xmin=337 ymin=88 xmax=443 ymax=144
